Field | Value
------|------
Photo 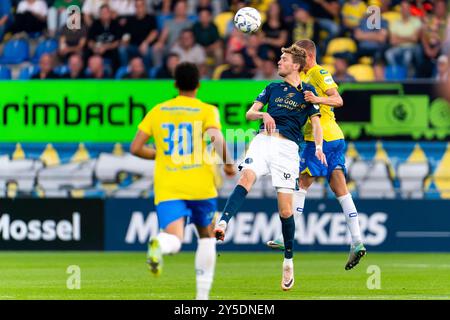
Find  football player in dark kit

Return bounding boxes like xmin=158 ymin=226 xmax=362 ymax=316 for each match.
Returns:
xmin=214 ymin=44 xmax=327 ymax=291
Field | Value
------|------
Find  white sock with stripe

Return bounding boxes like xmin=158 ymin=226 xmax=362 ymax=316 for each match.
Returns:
xmin=195 ymin=238 xmax=216 ymax=300
xmin=337 ymin=193 xmax=363 ymax=245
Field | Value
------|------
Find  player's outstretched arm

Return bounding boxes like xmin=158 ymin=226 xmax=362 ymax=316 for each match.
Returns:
xmin=130 ymin=130 xmax=156 ymax=160
xmin=206 ymin=127 xmax=236 ymax=177
xmin=246 ymin=101 xmax=276 ymax=133
xmin=311 ymin=115 xmax=327 ymax=166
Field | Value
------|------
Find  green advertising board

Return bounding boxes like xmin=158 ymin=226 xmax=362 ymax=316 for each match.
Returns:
xmin=0 ymin=80 xmax=269 ymax=142
xmin=0 ymin=80 xmax=449 ymax=142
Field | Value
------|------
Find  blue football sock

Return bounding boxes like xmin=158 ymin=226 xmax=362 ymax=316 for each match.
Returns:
xmin=220 ymin=185 xmax=248 ymax=224
xmin=280 ymin=215 xmax=295 ymax=259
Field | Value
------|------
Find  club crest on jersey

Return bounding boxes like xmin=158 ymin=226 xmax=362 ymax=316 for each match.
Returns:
xmin=244 ymin=158 xmax=253 ymax=164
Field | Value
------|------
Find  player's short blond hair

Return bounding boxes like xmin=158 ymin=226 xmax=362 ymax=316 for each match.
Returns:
xmin=294 ymin=39 xmax=316 ymax=56
xmin=281 ymin=45 xmax=307 ymax=71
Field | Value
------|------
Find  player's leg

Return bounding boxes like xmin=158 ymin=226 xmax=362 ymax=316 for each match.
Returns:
xmin=277 ymin=191 xmax=295 ymax=291
xmin=214 ymin=168 xmax=256 ymax=240
xmin=329 ymin=169 xmax=366 ymax=270
xmin=215 ymin=134 xmax=269 ymax=240
xmin=147 ymin=200 xmax=189 ymax=276
xmin=267 ymin=140 xmax=322 ymax=250
xmin=189 ymin=199 xmax=218 ymax=300
xmin=327 ymin=139 xmax=366 ymax=270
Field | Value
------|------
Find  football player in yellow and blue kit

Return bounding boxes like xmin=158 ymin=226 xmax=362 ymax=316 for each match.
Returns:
xmin=130 ymin=62 xmax=236 ymax=300
xmin=267 ymin=40 xmax=366 ymax=270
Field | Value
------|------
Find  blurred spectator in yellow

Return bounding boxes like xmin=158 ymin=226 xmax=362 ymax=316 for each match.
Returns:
xmin=341 ymin=0 xmax=367 ymax=35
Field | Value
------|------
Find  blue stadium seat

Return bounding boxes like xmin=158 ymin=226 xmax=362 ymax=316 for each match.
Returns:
xmin=0 ymin=39 xmax=30 ymax=64
xmin=54 ymin=65 xmax=69 ymax=76
xmin=18 ymin=65 xmax=40 ymax=80
xmin=149 ymin=66 xmax=160 ymax=79
xmin=31 ymin=38 xmax=58 ymax=64
xmin=115 ymin=66 xmax=129 ymax=79
xmin=385 ymin=65 xmax=408 ymax=81
xmin=0 ymin=65 xmax=12 ymax=79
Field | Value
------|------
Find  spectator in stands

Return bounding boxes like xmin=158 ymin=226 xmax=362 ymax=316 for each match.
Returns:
xmin=58 ymin=10 xmax=88 ymax=62
xmin=354 ymin=12 xmax=389 ymax=62
xmin=110 ymin=0 xmax=136 ymax=27
xmin=10 ymin=0 xmax=48 ymax=36
xmin=253 ymin=58 xmax=282 ymax=80
xmin=417 ymin=0 xmax=449 ymax=78
xmin=86 ymin=54 xmax=110 ymax=79
xmin=119 ymin=0 xmax=158 ymax=68
xmin=436 ymin=54 xmax=449 ymax=82
xmin=385 ymin=0 xmax=422 ymax=77
xmin=82 ymin=0 xmax=109 ymax=27
xmin=341 ymin=0 xmax=367 ymax=36
xmin=154 ymin=52 xmax=180 ymax=79
xmin=32 ymin=53 xmax=59 ymax=79
xmin=87 ymin=4 xmax=121 ymax=72
xmin=333 ymin=53 xmax=356 ymax=82
xmin=170 ymin=28 xmax=206 ymax=66
xmin=0 ymin=0 xmax=12 ymax=41
xmin=260 ymin=1 xmax=289 ymax=56
xmin=61 ymin=53 xmax=86 ymax=79
xmin=152 ymin=0 xmax=193 ymax=67
xmin=302 ymin=0 xmax=341 ymax=52
xmin=219 ymin=51 xmax=252 ymax=79
xmin=290 ymin=3 xmax=321 ymax=55
xmin=239 ymin=33 xmax=265 ymax=74
xmin=47 ymin=0 xmax=82 ymax=37
xmin=123 ymin=56 xmax=149 ymax=79
xmin=192 ymin=8 xmax=223 ymax=65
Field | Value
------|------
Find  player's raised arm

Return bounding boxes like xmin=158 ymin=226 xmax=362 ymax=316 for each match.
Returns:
xmin=130 ymin=130 xmax=156 ymax=160
xmin=310 ymin=115 xmax=327 ymax=166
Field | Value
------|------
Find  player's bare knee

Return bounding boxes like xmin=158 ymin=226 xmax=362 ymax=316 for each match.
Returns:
xmin=279 ymin=208 xmax=293 ymax=219
xmin=238 ymin=170 xmax=256 ymax=191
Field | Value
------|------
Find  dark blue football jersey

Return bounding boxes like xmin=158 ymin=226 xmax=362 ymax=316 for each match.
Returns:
xmin=255 ymin=81 xmax=321 ymax=144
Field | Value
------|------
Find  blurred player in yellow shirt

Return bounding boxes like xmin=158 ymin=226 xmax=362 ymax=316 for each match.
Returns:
xmin=267 ymin=39 xmax=366 ymax=270
xmin=130 ymin=62 xmax=236 ymax=300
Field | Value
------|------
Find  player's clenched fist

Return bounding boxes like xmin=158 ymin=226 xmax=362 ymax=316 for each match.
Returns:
xmin=223 ymin=164 xmax=237 ymax=177
xmin=262 ymin=112 xmax=276 ymax=134
xmin=304 ymin=90 xmax=320 ymax=104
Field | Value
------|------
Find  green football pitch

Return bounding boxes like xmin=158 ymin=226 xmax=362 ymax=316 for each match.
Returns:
xmin=0 ymin=251 xmax=449 ymax=300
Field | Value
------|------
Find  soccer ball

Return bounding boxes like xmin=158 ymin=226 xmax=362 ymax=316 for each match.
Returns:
xmin=233 ymin=7 xmax=261 ymax=33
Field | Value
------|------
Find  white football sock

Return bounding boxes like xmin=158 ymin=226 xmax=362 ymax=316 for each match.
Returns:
xmin=156 ymin=232 xmax=182 ymax=255
xmin=195 ymin=238 xmax=216 ymax=300
xmin=293 ymin=188 xmax=307 ymax=215
xmin=337 ymin=193 xmax=363 ymax=245
xmin=283 ymin=258 xmax=293 ymax=267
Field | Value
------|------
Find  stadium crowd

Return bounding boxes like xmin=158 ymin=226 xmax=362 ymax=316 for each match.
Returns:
xmin=0 ymin=0 xmax=449 ymax=81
